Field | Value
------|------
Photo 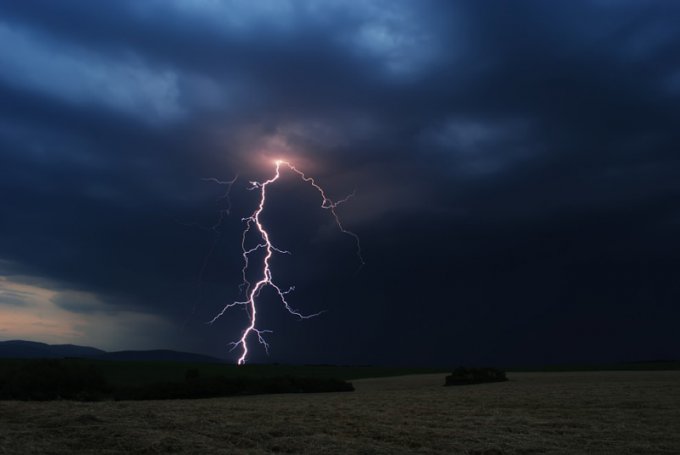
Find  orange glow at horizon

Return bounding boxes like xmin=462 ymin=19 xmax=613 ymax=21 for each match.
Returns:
xmin=0 ymin=274 xmax=176 ymax=350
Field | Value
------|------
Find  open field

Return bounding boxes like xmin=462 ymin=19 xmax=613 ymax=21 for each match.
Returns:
xmin=1 ymin=371 xmax=679 ymax=454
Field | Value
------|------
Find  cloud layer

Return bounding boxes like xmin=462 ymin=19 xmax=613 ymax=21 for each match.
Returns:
xmin=1 ymin=1 xmax=679 ymax=364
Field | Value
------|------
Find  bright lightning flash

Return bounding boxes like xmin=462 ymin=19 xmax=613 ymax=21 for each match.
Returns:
xmin=209 ymin=159 xmax=363 ymax=365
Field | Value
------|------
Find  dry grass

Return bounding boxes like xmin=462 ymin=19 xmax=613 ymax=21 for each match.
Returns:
xmin=0 ymin=371 xmax=678 ymax=454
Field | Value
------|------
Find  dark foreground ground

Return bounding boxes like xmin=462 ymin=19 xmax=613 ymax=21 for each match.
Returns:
xmin=1 ymin=371 xmax=678 ymax=454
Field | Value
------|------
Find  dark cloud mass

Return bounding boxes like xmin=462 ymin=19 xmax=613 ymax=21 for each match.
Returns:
xmin=0 ymin=0 xmax=679 ymax=365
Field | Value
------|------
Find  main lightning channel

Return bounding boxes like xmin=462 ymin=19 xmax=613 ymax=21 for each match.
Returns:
xmin=209 ymin=160 xmax=363 ymax=365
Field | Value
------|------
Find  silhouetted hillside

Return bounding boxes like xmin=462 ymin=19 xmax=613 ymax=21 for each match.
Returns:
xmin=0 ymin=340 xmax=105 ymax=359
xmin=0 ymin=340 xmax=224 ymax=363
xmin=100 ymin=349 xmax=222 ymax=363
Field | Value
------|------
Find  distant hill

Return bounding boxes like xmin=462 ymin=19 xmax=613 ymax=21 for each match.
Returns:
xmin=0 ymin=340 xmax=224 ymax=363
xmin=99 ymin=349 xmax=223 ymax=363
xmin=0 ymin=340 xmax=105 ymax=359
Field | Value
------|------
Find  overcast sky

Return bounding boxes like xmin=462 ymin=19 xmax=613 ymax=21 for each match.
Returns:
xmin=1 ymin=0 xmax=679 ymax=366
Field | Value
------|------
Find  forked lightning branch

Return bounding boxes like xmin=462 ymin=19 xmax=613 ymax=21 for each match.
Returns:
xmin=208 ymin=160 xmax=363 ymax=364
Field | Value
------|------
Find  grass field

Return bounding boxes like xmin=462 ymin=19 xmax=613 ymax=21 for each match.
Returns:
xmin=1 ymin=370 xmax=678 ymax=454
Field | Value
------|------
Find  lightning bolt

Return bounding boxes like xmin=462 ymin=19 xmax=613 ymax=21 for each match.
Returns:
xmin=209 ymin=160 xmax=363 ymax=365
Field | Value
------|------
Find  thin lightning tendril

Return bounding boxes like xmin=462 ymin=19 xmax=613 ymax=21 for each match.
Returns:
xmin=180 ymin=175 xmax=238 ymax=332
xmin=201 ymin=175 xmax=238 ymax=219
xmin=208 ymin=160 xmax=363 ymax=365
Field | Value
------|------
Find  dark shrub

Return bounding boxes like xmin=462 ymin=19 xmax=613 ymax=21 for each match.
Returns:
xmin=0 ymin=360 xmax=354 ymax=401
xmin=444 ymin=367 xmax=508 ymax=386
xmin=185 ymin=368 xmax=200 ymax=382
xmin=0 ymin=360 xmax=110 ymax=400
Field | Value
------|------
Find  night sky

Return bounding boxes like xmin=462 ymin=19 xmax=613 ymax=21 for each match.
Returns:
xmin=1 ymin=1 xmax=679 ymax=366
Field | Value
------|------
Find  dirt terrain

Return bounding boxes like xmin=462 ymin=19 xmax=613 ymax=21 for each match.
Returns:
xmin=1 ymin=371 xmax=678 ymax=454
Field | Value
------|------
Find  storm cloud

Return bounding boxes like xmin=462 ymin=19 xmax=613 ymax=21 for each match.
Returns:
xmin=1 ymin=0 xmax=679 ymax=364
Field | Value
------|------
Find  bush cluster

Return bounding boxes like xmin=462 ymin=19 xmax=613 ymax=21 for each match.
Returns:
xmin=0 ymin=360 xmax=354 ymax=401
xmin=0 ymin=360 xmax=110 ymax=400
